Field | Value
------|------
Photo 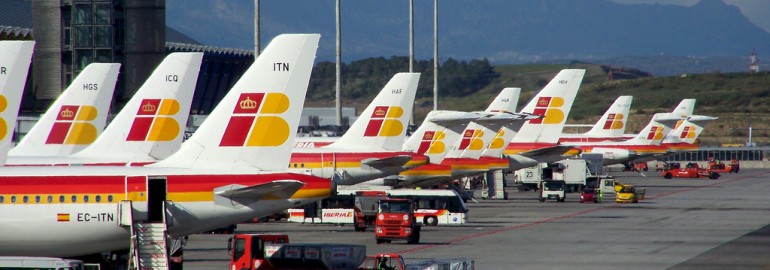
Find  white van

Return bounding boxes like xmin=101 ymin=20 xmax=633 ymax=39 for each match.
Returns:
xmin=539 ymin=180 xmax=566 ymax=202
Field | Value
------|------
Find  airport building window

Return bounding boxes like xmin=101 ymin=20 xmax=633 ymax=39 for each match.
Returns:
xmin=95 ymin=49 xmax=112 ymax=62
xmin=74 ymin=4 xmax=92 ymax=25
xmin=76 ymin=49 xmax=94 ymax=70
xmin=94 ymin=26 xmax=111 ymax=47
xmin=96 ymin=195 xmax=102 ymax=203
xmin=48 ymin=195 xmax=53 ymax=203
xmin=75 ymin=26 xmax=92 ymax=47
xmin=93 ymin=4 xmax=111 ymax=25
xmin=0 ymin=196 xmax=4 ymax=203
xmin=71 ymin=195 xmax=78 ymax=203
xmin=59 ymin=195 xmax=65 ymax=203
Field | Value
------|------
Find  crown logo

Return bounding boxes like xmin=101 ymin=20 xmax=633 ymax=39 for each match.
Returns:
xmin=141 ymin=102 xmax=156 ymax=112
xmin=374 ymin=107 xmax=387 ymax=117
xmin=423 ymin=132 xmax=433 ymax=140
xmin=60 ymin=108 xmax=74 ymax=118
xmin=538 ymin=99 xmax=550 ymax=106
xmin=465 ymin=130 xmax=474 ymax=137
xmin=240 ymin=97 xmax=258 ymax=110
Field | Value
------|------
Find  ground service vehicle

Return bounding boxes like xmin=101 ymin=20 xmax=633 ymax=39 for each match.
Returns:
xmin=585 ymin=175 xmax=617 ymax=195
xmin=707 ymin=159 xmax=739 ymax=173
xmin=616 ymin=185 xmax=638 ymax=203
xmin=662 ymin=162 xmax=720 ymax=179
xmin=353 ymin=191 xmax=388 ymax=231
xmin=539 ymin=180 xmax=566 ymax=202
xmin=375 ymin=198 xmax=421 ymax=244
xmin=579 ymin=188 xmax=601 ymax=203
xmin=288 ymin=189 xmax=468 ymax=227
xmin=552 ymin=159 xmax=590 ymax=192
xmin=228 ymin=234 xmax=290 ymax=270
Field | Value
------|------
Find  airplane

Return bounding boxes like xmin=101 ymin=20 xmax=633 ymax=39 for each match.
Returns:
xmin=288 ymin=72 xmax=429 ymax=186
xmin=0 ymin=41 xmax=35 ymax=164
xmin=559 ymin=95 xmax=633 ymax=143
xmin=8 ymin=63 xmax=120 ymax=158
xmin=6 ymin=53 xmax=203 ymax=166
xmin=503 ymin=69 xmax=587 ymax=157
xmin=369 ymin=69 xmax=585 ymax=188
xmin=0 ymin=34 xmax=331 ymax=257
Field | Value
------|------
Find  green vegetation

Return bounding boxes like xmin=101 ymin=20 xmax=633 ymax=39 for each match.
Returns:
xmin=308 ymin=57 xmax=770 ymax=146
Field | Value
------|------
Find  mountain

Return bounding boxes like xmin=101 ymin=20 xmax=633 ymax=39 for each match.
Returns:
xmin=167 ymin=0 xmax=770 ymax=65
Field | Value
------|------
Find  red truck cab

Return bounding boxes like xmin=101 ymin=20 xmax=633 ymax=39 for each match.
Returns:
xmin=375 ymin=198 xmax=420 ymax=244
xmin=228 ymin=234 xmax=289 ymax=270
xmin=354 ymin=191 xmax=389 ymax=232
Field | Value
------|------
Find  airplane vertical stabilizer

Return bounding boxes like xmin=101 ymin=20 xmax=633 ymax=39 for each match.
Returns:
xmin=404 ymin=111 xmax=477 ymax=164
xmin=73 ymin=53 xmax=203 ymax=161
xmin=662 ymin=115 xmax=718 ymax=145
xmin=623 ymin=118 xmax=666 ymax=145
xmin=326 ymin=72 xmax=420 ymax=151
xmin=511 ymin=69 xmax=585 ymax=143
xmin=9 ymin=63 xmax=120 ymax=157
xmin=583 ymin=95 xmax=632 ymax=137
xmin=150 ymin=34 xmax=319 ymax=171
xmin=0 ymin=41 xmax=34 ymax=164
xmin=454 ymin=88 xmax=522 ymax=159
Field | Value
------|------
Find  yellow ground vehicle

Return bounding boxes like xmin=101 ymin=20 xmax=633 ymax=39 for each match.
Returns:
xmin=616 ymin=184 xmax=639 ymax=203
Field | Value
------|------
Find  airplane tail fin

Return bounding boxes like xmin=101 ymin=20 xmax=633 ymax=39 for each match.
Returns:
xmin=584 ymin=95 xmax=632 ymax=137
xmin=404 ymin=111 xmax=478 ymax=164
xmin=670 ymin=99 xmax=696 ymax=118
xmin=662 ymin=115 xmax=718 ymax=144
xmin=327 ymin=72 xmax=420 ymax=151
xmin=511 ymin=69 xmax=585 ymax=144
xmin=0 ymin=41 xmax=35 ymax=164
xmin=485 ymin=87 xmax=520 ymax=113
xmin=150 ymin=34 xmax=319 ymax=171
xmin=9 ymin=63 xmax=120 ymax=157
xmin=623 ymin=117 xmax=666 ymax=145
xmin=74 ymin=53 xmax=203 ymax=161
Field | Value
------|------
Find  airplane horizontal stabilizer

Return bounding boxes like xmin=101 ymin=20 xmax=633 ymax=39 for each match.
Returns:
xmin=517 ymin=145 xmax=581 ymax=163
xmin=361 ymin=155 xmax=413 ymax=168
xmin=215 ymin=180 xmax=305 ymax=202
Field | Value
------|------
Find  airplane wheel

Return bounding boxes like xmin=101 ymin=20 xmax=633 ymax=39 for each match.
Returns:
xmin=376 ymin=238 xmax=386 ymax=244
xmin=424 ymin=216 xmax=438 ymax=226
xmin=664 ymin=173 xmax=672 ymax=179
xmin=709 ymin=172 xmax=720 ymax=179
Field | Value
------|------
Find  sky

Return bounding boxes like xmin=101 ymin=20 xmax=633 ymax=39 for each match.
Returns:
xmin=610 ymin=0 xmax=770 ymax=33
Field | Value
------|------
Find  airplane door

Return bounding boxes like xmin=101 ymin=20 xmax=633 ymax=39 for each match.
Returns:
xmin=147 ymin=177 xmax=167 ymax=223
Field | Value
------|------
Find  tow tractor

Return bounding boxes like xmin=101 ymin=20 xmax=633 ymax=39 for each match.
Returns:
xmin=706 ymin=159 xmax=739 ymax=174
xmin=661 ymin=162 xmax=720 ymax=179
xmin=374 ymin=198 xmax=421 ymax=244
xmin=227 ymin=234 xmax=473 ymax=270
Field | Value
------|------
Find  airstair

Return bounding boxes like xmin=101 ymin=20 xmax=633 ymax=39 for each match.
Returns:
xmin=119 ymin=200 xmax=173 ymax=270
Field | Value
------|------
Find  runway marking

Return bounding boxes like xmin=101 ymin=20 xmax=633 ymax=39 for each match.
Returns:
xmin=397 ymin=171 xmax=769 ymax=255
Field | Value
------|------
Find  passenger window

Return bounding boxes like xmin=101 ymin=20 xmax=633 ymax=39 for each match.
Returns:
xmin=59 ymin=195 xmax=65 ymax=203
xmin=96 ymin=195 xmax=102 ymax=202
xmin=301 ymin=163 xmax=305 ymax=168
xmin=71 ymin=195 xmax=78 ymax=203
xmin=23 ymin=196 xmax=28 ymax=203
xmin=35 ymin=196 xmax=41 ymax=203
xmin=84 ymin=195 xmax=89 ymax=203
xmin=11 ymin=196 xmax=16 ymax=203
xmin=293 ymin=163 xmax=298 ymax=168
xmin=48 ymin=195 xmax=53 ymax=203
xmin=107 ymin=195 xmax=113 ymax=202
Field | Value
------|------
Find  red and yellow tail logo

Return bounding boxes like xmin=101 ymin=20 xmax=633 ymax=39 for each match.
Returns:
xmin=646 ymin=126 xmax=664 ymax=141
xmin=364 ymin=106 xmax=404 ymax=137
xmin=45 ymin=105 xmax=99 ymax=144
xmin=529 ymin=96 xmax=566 ymax=124
xmin=417 ymin=130 xmax=446 ymax=155
xmin=219 ymin=93 xmax=291 ymax=147
xmin=680 ymin=125 xmax=697 ymax=139
xmin=126 ymin=99 xmax=181 ymax=141
xmin=488 ymin=128 xmax=506 ymax=150
xmin=602 ymin=113 xmax=625 ymax=130
xmin=458 ymin=129 xmax=484 ymax=151
xmin=0 ymin=95 xmax=8 ymax=141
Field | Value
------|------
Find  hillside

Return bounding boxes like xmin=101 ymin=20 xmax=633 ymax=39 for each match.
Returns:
xmin=323 ymin=63 xmax=770 ymax=147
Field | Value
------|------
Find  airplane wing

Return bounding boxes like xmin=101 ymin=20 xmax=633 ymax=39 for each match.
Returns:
xmin=516 ymin=145 xmax=582 ymax=163
xmin=215 ymin=180 xmax=305 ymax=202
xmin=361 ymin=155 xmax=413 ymax=168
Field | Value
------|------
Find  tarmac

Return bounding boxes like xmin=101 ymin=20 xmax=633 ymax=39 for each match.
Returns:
xmin=183 ymin=169 xmax=770 ymax=270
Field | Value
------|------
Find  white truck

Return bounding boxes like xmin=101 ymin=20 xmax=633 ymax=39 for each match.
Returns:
xmin=539 ymin=180 xmax=566 ymax=202
xmin=515 ymin=159 xmax=589 ymax=192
